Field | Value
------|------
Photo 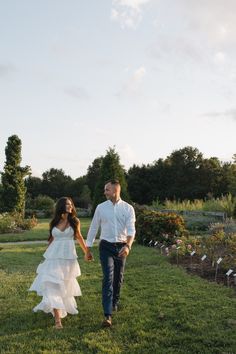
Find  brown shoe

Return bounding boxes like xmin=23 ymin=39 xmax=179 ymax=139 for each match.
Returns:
xmin=102 ymin=316 xmax=112 ymax=327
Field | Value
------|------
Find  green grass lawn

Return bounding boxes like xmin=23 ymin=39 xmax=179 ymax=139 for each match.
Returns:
xmin=0 ymin=243 xmax=236 ymax=353
xmin=0 ymin=218 xmax=92 ymax=243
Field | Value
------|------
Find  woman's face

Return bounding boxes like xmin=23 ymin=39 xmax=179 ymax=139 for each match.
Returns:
xmin=65 ymin=199 xmax=73 ymax=214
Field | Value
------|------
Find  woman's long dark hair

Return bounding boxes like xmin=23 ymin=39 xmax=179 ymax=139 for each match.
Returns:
xmin=48 ymin=197 xmax=79 ymax=241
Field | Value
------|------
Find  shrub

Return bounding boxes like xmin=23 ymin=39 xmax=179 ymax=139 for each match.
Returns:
xmin=170 ymin=236 xmax=189 ymax=256
xmin=26 ymin=195 xmax=54 ymax=218
xmin=209 ymin=219 xmax=236 ymax=235
xmin=76 ymin=208 xmax=91 ymax=217
xmin=0 ymin=213 xmax=17 ymax=233
xmin=169 ymin=235 xmax=202 ymax=258
xmin=201 ymin=230 xmax=236 ymax=268
xmin=226 ymin=235 xmax=236 ymax=267
xmin=16 ymin=215 xmax=38 ymax=230
xmin=134 ymin=205 xmax=187 ymax=246
xmin=0 ymin=212 xmax=37 ymax=234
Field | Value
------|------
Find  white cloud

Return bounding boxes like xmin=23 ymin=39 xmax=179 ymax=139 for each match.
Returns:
xmin=149 ymin=2 xmax=236 ymax=75
xmin=116 ymin=0 xmax=151 ymax=10
xmin=132 ymin=66 xmax=146 ymax=82
xmin=111 ymin=0 xmax=152 ymax=29
xmin=214 ymin=51 xmax=226 ymax=64
xmin=120 ymin=66 xmax=146 ymax=95
xmin=179 ymin=0 xmax=236 ymax=46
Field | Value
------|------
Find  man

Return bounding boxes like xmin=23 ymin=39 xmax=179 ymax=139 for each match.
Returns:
xmin=86 ymin=179 xmax=136 ymax=327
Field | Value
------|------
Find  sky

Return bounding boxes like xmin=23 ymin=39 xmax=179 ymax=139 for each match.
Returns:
xmin=1 ymin=0 xmax=236 ymax=179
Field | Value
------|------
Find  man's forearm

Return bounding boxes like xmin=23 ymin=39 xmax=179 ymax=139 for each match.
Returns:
xmin=126 ymin=236 xmax=135 ymax=249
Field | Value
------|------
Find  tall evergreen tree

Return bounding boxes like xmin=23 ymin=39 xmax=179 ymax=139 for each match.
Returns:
xmin=92 ymin=147 xmax=129 ymax=212
xmin=1 ymin=135 xmax=31 ymax=215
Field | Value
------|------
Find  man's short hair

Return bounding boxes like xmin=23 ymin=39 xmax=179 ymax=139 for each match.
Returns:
xmin=105 ymin=178 xmax=120 ymax=186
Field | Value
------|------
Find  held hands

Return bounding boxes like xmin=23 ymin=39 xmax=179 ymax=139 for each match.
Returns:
xmin=84 ymin=248 xmax=94 ymax=261
xmin=118 ymin=244 xmax=130 ymax=258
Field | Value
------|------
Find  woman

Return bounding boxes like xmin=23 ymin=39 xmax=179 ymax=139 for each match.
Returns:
xmin=29 ymin=197 xmax=93 ymax=329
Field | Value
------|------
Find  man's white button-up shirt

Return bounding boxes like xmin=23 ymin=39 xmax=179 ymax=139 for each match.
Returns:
xmin=86 ymin=199 xmax=136 ymax=247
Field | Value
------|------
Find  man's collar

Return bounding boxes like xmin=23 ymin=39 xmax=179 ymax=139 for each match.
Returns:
xmin=108 ymin=198 xmax=122 ymax=205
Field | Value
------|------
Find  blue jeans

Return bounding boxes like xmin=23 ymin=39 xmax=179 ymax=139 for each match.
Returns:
xmin=99 ymin=240 xmax=126 ymax=316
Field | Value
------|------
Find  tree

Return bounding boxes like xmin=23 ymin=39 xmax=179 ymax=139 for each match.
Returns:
xmin=0 ymin=183 xmax=4 ymax=211
xmin=26 ymin=194 xmax=55 ymax=218
xmin=198 ymin=157 xmax=222 ymax=197
xmin=219 ymin=162 xmax=236 ymax=196
xmin=69 ymin=176 xmax=87 ymax=206
xmin=41 ymin=168 xmax=72 ymax=199
xmin=127 ymin=164 xmax=153 ymax=204
xmin=1 ymin=135 xmax=31 ymax=215
xmin=92 ymin=147 xmax=129 ymax=212
xmin=78 ymin=184 xmax=92 ymax=208
xmin=126 ymin=146 xmax=232 ymax=203
xmin=164 ymin=146 xmax=204 ymax=200
xmin=25 ymin=176 xmax=43 ymax=199
xmin=86 ymin=156 xmax=103 ymax=200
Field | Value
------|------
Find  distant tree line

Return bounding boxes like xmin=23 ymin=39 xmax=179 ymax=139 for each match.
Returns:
xmin=21 ymin=146 xmax=236 ymax=209
xmin=0 ymin=135 xmax=236 ymax=216
xmin=127 ymin=147 xmax=236 ymax=205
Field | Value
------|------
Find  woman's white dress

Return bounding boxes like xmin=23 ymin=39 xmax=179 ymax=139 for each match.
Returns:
xmin=29 ymin=226 xmax=82 ymax=318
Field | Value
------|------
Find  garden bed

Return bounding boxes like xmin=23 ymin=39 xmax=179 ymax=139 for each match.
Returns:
xmin=169 ymin=252 xmax=236 ymax=288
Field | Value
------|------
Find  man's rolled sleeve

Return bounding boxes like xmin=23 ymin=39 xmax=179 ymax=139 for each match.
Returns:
xmin=126 ymin=206 xmax=136 ymax=237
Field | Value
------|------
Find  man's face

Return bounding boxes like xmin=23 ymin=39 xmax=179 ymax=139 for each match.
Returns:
xmin=104 ymin=183 xmax=115 ymax=200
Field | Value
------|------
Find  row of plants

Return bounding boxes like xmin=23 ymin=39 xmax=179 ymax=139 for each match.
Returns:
xmin=152 ymin=193 xmax=236 ymax=217
xmin=170 ymin=230 xmax=236 ymax=269
xmin=135 ymin=205 xmax=236 ymax=272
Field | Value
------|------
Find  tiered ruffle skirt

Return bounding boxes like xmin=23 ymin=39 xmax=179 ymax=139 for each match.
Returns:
xmin=29 ymin=257 xmax=81 ymax=318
